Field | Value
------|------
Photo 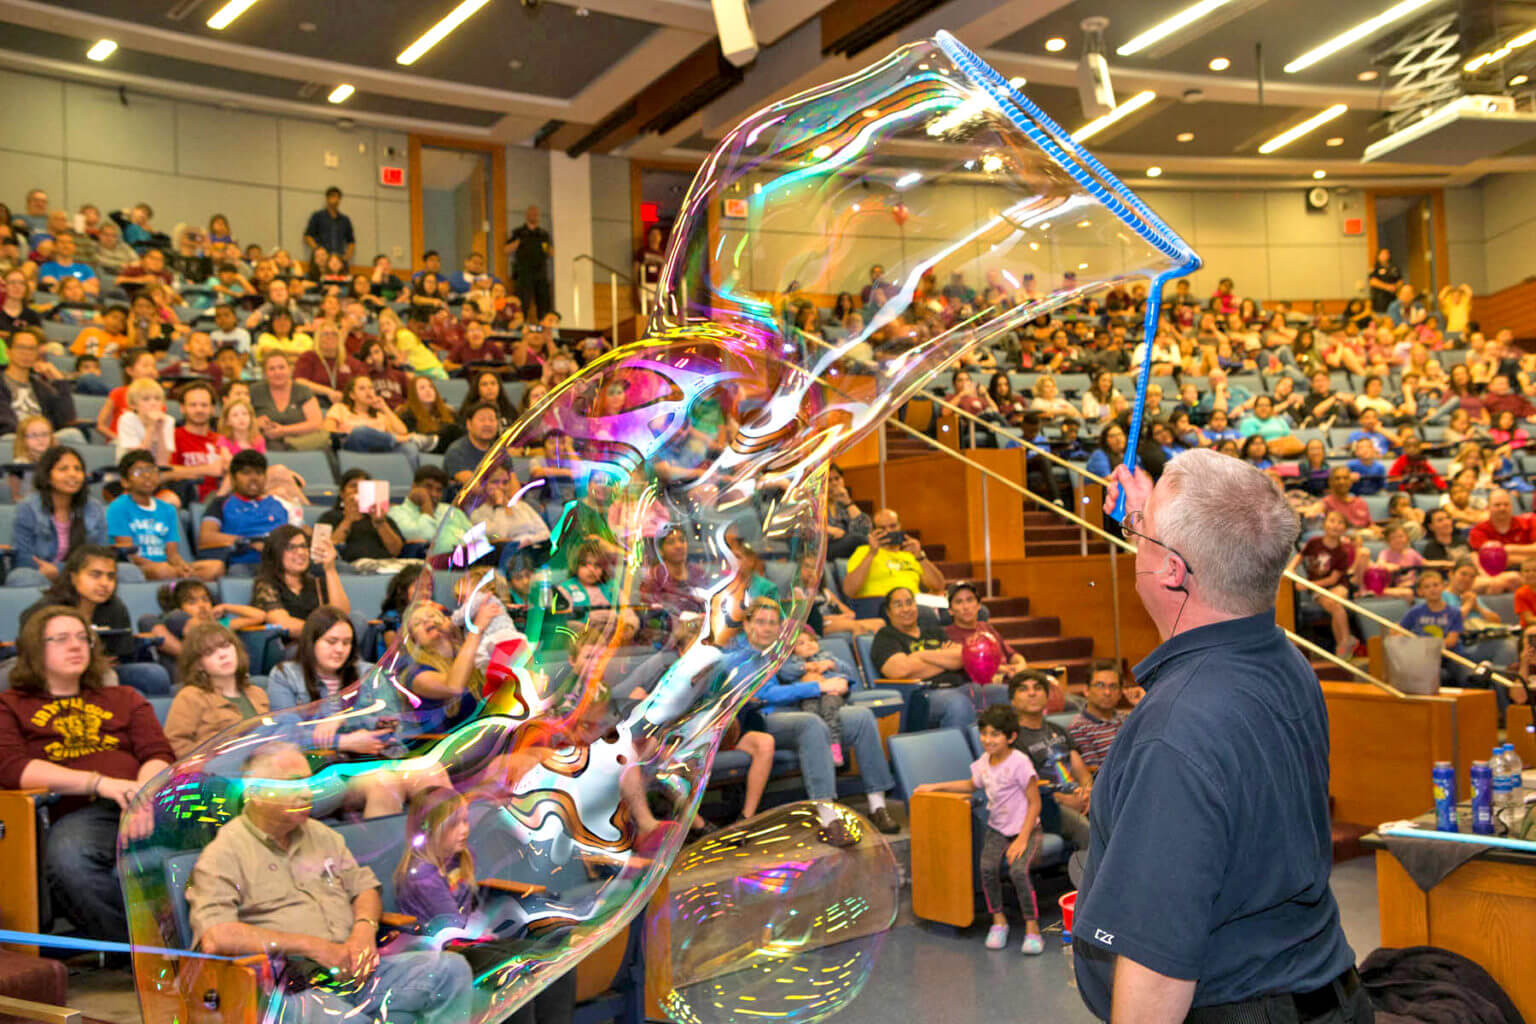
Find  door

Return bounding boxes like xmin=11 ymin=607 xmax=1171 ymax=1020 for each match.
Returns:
xmin=408 ymin=137 xmax=507 ymax=280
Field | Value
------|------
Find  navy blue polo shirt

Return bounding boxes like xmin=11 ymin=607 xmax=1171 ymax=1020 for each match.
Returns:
xmin=1072 ymin=613 xmax=1354 ymax=1018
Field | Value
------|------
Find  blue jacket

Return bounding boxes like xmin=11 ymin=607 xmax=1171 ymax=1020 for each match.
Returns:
xmin=267 ymin=659 xmax=376 ymax=712
xmin=13 ymin=492 xmax=107 ymax=569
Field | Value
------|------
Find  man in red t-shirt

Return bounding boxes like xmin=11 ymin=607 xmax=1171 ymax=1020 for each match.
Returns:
xmin=1513 ymin=559 xmax=1536 ymax=628
xmin=166 ymin=380 xmax=227 ymax=499
xmin=1468 ymin=489 xmax=1536 ymax=558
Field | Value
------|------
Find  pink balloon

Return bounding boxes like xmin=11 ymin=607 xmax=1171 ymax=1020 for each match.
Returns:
xmin=1363 ymin=567 xmax=1390 ymax=596
xmin=961 ymin=630 xmax=1004 ymax=685
xmin=1479 ymin=542 xmax=1508 ymax=576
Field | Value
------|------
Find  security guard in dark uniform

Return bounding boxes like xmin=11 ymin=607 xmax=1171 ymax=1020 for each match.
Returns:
xmin=1076 ymin=452 xmax=1369 ymax=1024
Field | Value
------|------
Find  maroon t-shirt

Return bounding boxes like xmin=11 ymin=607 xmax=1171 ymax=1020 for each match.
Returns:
xmin=1301 ymin=536 xmax=1356 ymax=583
xmin=0 ymin=686 xmax=174 ymax=815
xmin=449 ymin=338 xmax=505 ymax=366
xmin=944 ymin=621 xmax=1019 ymax=661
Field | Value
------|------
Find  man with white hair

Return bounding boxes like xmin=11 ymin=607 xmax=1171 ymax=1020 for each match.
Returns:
xmin=1072 ymin=450 xmax=1364 ymax=1023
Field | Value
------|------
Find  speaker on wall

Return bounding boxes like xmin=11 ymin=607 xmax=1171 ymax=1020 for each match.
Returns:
xmin=1305 ymin=186 xmax=1330 ymax=212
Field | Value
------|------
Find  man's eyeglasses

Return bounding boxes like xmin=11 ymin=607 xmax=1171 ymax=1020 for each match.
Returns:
xmin=1121 ymin=509 xmax=1195 ymax=577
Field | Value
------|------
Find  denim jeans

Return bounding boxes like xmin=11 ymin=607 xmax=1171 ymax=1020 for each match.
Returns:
xmin=926 ymin=683 xmax=1008 ymax=729
xmin=764 ymin=706 xmax=893 ymax=801
xmin=275 ymin=950 xmax=473 ymax=1024
xmin=342 ymin=426 xmax=421 ymax=472
xmin=44 ymin=800 xmax=127 ymax=942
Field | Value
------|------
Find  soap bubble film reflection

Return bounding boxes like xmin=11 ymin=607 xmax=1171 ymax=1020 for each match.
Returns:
xmin=120 ymin=29 xmax=1195 ymax=1023
xmin=647 ymin=803 xmax=900 ymax=1024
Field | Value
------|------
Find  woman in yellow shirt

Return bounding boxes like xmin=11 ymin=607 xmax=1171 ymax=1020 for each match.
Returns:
xmin=378 ymin=307 xmax=446 ymax=380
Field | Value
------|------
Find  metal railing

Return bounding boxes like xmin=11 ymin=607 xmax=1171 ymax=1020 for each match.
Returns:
xmin=884 ymin=416 xmax=1409 ymax=695
xmin=570 ymin=255 xmax=634 ymax=349
xmin=897 ymin=389 xmax=1523 ymax=699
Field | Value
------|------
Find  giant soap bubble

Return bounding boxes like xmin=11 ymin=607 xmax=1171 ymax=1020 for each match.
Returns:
xmin=121 ymin=29 xmax=1196 ymax=1023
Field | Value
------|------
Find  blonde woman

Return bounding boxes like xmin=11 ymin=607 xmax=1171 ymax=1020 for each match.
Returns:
xmin=378 ymin=307 xmax=446 ymax=380
xmin=9 ymin=415 xmax=53 ymax=503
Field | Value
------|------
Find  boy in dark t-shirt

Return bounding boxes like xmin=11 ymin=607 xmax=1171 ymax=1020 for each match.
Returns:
xmin=1008 ymin=670 xmax=1091 ymax=848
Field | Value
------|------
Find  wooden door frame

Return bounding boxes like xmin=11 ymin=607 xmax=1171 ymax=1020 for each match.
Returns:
xmin=629 ymin=158 xmax=703 ymax=256
xmin=1363 ymin=187 xmax=1450 ymax=294
xmin=407 ymin=135 xmax=508 ymax=275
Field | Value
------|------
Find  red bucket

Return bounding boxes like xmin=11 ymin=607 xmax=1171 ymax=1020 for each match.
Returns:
xmin=1059 ymin=891 xmax=1078 ymax=934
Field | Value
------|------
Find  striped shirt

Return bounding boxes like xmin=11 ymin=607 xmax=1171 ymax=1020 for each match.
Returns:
xmin=1067 ymin=710 xmax=1123 ymax=770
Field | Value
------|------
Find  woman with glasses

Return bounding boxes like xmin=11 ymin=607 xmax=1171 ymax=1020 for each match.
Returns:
xmin=20 ymin=544 xmax=171 ymax=695
xmin=0 ymin=605 xmax=173 ymax=942
xmin=251 ymin=523 xmax=351 ymax=635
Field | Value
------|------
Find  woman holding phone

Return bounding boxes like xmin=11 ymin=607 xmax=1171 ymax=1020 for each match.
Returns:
xmin=251 ymin=523 xmax=351 ymax=634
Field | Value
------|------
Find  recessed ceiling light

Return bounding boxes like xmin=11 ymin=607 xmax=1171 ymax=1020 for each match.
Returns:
xmin=1117 ymin=0 xmax=1240 ymax=56
xmin=1176 ymin=131 xmax=1195 ymax=142
xmin=1009 ymin=76 xmax=1027 ymax=87
xmin=298 ymin=21 xmax=316 ymax=31
xmin=1512 ymin=74 xmax=1531 ymax=87
xmin=206 ymin=0 xmax=261 ymax=30
xmin=397 ymin=0 xmax=491 ymax=65
xmin=1285 ymin=0 xmax=1440 ymax=74
xmin=1313 ymin=169 xmax=1327 ymax=179
xmin=1208 ymin=57 xmax=1230 ymax=71
xmin=1325 ymin=136 xmax=1344 ymax=146
xmin=1045 ymin=37 xmax=1067 ymax=52
xmin=1071 ymin=89 xmax=1157 ymax=141
xmin=1147 ymin=166 xmax=1163 ymax=177
xmin=327 ymin=84 xmax=354 ymax=104
xmin=1258 ymin=103 xmax=1348 ymax=153
xmin=1357 ymin=69 xmax=1378 ymax=81
xmin=85 ymin=39 xmax=117 ymax=61
xmin=811 ymin=145 xmax=833 ymax=159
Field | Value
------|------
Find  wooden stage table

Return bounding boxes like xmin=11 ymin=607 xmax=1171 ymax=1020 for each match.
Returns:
xmin=1363 ymin=813 xmax=1536 ymax=1020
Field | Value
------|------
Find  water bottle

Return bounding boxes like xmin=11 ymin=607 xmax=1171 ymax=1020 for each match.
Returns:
xmin=1492 ymin=745 xmax=1514 ymax=817
xmin=1505 ymin=746 xmax=1517 ymax=816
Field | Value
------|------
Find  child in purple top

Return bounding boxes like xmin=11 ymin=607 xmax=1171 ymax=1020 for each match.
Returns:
xmin=1372 ymin=521 xmax=1427 ymax=599
xmin=393 ymin=787 xmax=579 ymax=1016
xmin=913 ymin=704 xmax=1044 ymax=954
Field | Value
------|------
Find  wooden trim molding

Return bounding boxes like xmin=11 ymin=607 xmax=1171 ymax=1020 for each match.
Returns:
xmin=406 ymin=134 xmax=509 ymax=275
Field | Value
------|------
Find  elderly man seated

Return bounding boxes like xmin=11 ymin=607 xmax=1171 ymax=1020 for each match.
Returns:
xmin=187 ymin=741 xmax=473 ymax=1024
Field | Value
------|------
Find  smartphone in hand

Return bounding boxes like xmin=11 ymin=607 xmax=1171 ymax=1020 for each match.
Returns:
xmin=310 ymin=522 xmax=333 ymax=559
xmin=357 ymin=480 xmax=390 ymax=517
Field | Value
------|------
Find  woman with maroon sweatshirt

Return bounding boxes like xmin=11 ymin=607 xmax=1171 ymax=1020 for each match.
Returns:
xmin=0 ymin=606 xmax=173 ymax=941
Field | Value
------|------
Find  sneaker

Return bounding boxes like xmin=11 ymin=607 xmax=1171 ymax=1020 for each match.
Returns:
xmin=818 ymin=819 xmax=858 ymax=848
xmin=830 ymin=742 xmax=844 ymax=766
xmin=985 ymin=925 xmax=1009 ymax=950
xmin=1020 ymin=932 xmax=1044 ymax=955
xmin=868 ymin=806 xmax=901 ymax=834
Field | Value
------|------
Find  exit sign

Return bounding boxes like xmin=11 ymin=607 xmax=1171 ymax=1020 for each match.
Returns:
xmin=722 ymin=198 xmax=749 ymax=218
xmin=380 ymin=166 xmax=406 ymax=187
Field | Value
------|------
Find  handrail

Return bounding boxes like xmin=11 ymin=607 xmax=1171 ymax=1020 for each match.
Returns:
xmin=911 ymin=390 xmax=1523 ymax=696
xmin=571 ymin=254 xmax=634 ymax=284
xmin=886 ymin=417 xmax=1409 ymax=696
xmin=569 ymin=254 xmax=634 ymax=349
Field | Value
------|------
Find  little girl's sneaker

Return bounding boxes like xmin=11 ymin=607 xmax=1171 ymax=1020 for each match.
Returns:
xmin=830 ymin=743 xmax=844 ymax=766
xmin=985 ymin=925 xmax=1009 ymax=950
xmin=1020 ymin=932 xmax=1045 ymax=955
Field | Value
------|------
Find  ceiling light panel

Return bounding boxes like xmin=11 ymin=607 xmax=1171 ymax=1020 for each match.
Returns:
xmin=1284 ymin=0 xmax=1439 ymax=74
xmin=1071 ymin=90 xmax=1157 ymax=141
xmin=85 ymin=39 xmax=117 ymax=61
xmin=398 ymin=0 xmax=492 ymax=65
xmin=327 ymin=84 xmax=355 ymax=104
xmin=206 ymin=0 xmax=261 ymax=30
xmin=1117 ymin=0 xmax=1240 ymax=56
xmin=1258 ymin=103 xmax=1348 ymax=153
